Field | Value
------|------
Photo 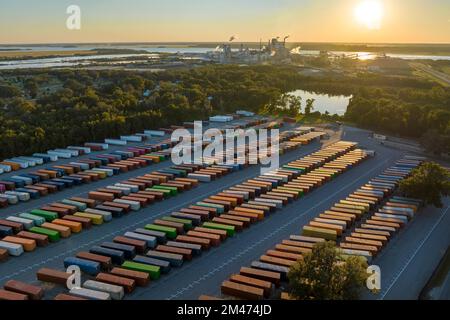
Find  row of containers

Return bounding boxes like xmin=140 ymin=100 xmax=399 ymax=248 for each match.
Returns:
xmin=201 ymin=156 xmax=424 ymax=300
xmin=0 ymin=129 xmax=322 ymax=263
xmin=0 ymin=164 xmax=243 ymax=261
xmin=0 ymin=125 xmax=308 ymax=207
xmin=0 ymin=140 xmax=365 ymax=300
xmin=0 ymin=119 xmax=299 ymax=209
xmin=0 ymin=140 xmax=178 ymax=209
xmin=0 ymin=116 xmax=270 ymax=176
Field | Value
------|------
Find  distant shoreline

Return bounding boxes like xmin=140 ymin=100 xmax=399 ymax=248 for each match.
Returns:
xmin=1 ymin=42 xmax=449 ymax=56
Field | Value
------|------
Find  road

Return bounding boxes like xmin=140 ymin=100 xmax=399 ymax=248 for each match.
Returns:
xmin=411 ymin=62 xmax=450 ymax=87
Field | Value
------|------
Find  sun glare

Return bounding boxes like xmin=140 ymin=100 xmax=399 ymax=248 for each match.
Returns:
xmin=354 ymin=0 xmax=383 ymax=30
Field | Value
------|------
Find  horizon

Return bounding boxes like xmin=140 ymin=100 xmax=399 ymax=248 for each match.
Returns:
xmin=1 ymin=0 xmax=449 ymax=44
xmin=2 ymin=41 xmax=450 ymax=46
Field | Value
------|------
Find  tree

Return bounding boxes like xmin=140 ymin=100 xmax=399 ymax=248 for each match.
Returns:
xmin=305 ymin=98 xmax=315 ymax=116
xmin=262 ymin=94 xmax=301 ymax=118
xmin=399 ymin=162 xmax=450 ymax=208
xmin=420 ymin=129 xmax=450 ymax=155
xmin=0 ymin=83 xmax=21 ymax=98
xmin=24 ymin=79 xmax=39 ymax=98
xmin=287 ymin=241 xmax=368 ymax=300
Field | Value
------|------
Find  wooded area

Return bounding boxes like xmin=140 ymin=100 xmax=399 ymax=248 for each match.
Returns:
xmin=0 ymin=64 xmax=449 ymax=158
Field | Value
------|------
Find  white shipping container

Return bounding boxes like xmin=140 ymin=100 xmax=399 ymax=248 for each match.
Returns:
xmin=55 ymin=148 xmax=79 ymax=157
xmin=18 ymin=156 xmax=44 ymax=165
xmin=120 ymin=135 xmax=143 ymax=142
xmin=68 ymin=146 xmax=92 ymax=154
xmin=0 ymin=164 xmax=12 ymax=172
xmin=113 ymin=199 xmax=140 ymax=211
xmin=144 ymin=130 xmax=165 ymax=137
xmin=6 ymin=216 xmax=34 ymax=229
xmin=70 ymin=287 xmax=111 ymax=300
xmin=5 ymin=191 xmax=30 ymax=201
xmin=209 ymin=115 xmax=233 ymax=122
xmin=105 ymin=139 xmax=127 ymax=146
xmin=6 ymin=159 xmax=29 ymax=168
xmin=12 ymin=157 xmax=36 ymax=166
xmin=0 ymin=240 xmax=24 ymax=256
xmin=33 ymin=153 xmax=58 ymax=161
xmin=0 ymin=194 xmax=18 ymax=204
xmin=47 ymin=150 xmax=72 ymax=159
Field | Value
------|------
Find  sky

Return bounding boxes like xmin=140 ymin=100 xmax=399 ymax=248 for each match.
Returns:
xmin=0 ymin=0 xmax=449 ymax=44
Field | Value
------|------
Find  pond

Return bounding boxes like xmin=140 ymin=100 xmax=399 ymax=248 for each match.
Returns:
xmin=288 ymin=89 xmax=352 ymax=116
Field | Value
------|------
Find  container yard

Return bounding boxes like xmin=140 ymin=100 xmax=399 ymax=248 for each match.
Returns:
xmin=0 ymin=119 xmax=448 ymax=302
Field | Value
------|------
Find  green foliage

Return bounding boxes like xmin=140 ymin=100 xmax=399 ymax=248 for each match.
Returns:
xmin=0 ymin=65 xmax=302 ymax=158
xmin=0 ymin=63 xmax=449 ymax=159
xmin=399 ymin=162 xmax=450 ymax=208
xmin=261 ymin=93 xmax=301 ymax=117
xmin=345 ymin=86 xmax=450 ymax=138
xmin=305 ymin=98 xmax=315 ymax=115
xmin=420 ymin=129 xmax=450 ymax=155
xmin=0 ymin=83 xmax=21 ymax=98
xmin=288 ymin=241 xmax=368 ymax=300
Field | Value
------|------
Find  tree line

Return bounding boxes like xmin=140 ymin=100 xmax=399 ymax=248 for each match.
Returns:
xmin=0 ymin=64 xmax=449 ymax=159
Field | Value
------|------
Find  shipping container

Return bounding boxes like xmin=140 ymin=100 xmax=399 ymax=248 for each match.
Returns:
xmin=90 ymin=246 xmax=124 ymax=265
xmin=17 ymin=230 xmax=49 ymax=247
xmin=121 ymin=261 xmax=161 ymax=280
xmin=83 ymin=280 xmax=124 ymax=300
xmin=4 ymin=280 xmax=43 ymax=300
xmin=69 ymin=287 xmax=111 ymax=300
xmin=110 ymin=267 xmax=150 ymax=287
xmin=29 ymin=226 xmax=60 ymax=242
xmin=36 ymin=268 xmax=71 ymax=285
xmin=0 ymin=240 xmax=24 ymax=256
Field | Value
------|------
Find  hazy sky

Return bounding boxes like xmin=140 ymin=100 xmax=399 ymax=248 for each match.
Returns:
xmin=0 ymin=0 xmax=449 ymax=44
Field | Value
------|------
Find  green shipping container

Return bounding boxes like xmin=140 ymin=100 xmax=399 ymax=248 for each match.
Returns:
xmin=203 ymin=222 xmax=235 ymax=237
xmin=30 ymin=226 xmax=60 ymax=242
xmin=151 ymin=186 xmax=178 ymax=196
xmin=145 ymin=224 xmax=177 ymax=239
xmin=122 ymin=261 xmax=160 ymax=280
xmin=162 ymin=216 xmax=192 ymax=230
xmin=148 ymin=154 xmax=165 ymax=161
xmin=282 ymin=165 xmax=305 ymax=173
xmin=30 ymin=209 xmax=58 ymax=222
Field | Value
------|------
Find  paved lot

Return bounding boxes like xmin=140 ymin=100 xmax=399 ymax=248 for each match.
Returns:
xmin=364 ymin=199 xmax=450 ymax=300
xmin=0 ymin=128 xmax=328 ymax=287
xmin=1 ymin=125 xmax=448 ymax=300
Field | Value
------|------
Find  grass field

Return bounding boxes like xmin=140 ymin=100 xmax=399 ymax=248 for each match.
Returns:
xmin=441 ymin=66 xmax=450 ymax=76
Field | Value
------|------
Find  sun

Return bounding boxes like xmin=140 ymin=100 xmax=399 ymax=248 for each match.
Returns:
xmin=354 ymin=0 xmax=383 ymax=30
